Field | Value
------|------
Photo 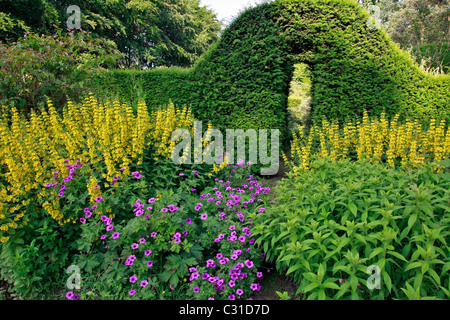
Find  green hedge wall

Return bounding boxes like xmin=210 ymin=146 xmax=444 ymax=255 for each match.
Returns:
xmin=89 ymin=0 xmax=450 ymax=141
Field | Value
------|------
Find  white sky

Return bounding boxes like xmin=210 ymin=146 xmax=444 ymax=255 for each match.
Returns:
xmin=199 ymin=0 xmax=267 ymax=25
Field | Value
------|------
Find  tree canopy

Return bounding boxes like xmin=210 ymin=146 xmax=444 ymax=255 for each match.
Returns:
xmin=0 ymin=0 xmax=222 ymax=68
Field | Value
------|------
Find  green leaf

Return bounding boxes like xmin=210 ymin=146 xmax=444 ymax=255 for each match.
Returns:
xmin=348 ymin=202 xmax=357 ymax=217
xmin=286 ymin=263 xmax=304 ymax=275
xmin=427 ymin=268 xmax=440 ymax=286
xmin=318 ymin=288 xmax=326 ymax=300
xmin=369 ymin=247 xmax=384 ymax=260
xmin=421 ymin=262 xmax=429 ymax=274
xmin=387 ymin=250 xmax=408 ymax=262
xmin=382 ymin=271 xmax=392 ymax=293
xmin=322 ymin=282 xmax=340 ymax=290
xmin=405 ymin=261 xmax=422 ymax=272
xmin=303 ymin=282 xmax=320 ymax=293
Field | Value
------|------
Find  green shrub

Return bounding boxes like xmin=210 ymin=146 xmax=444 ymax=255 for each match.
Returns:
xmin=0 ymin=30 xmax=122 ymax=115
xmin=251 ymin=157 xmax=450 ymax=300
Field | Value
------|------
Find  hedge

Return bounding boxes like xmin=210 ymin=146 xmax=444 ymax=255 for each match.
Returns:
xmin=88 ymin=0 xmax=450 ymax=142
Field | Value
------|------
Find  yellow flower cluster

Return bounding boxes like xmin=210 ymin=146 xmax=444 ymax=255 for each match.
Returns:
xmin=149 ymin=101 xmax=194 ymax=161
xmin=286 ymin=111 xmax=450 ymax=172
xmin=0 ymin=94 xmax=204 ymax=241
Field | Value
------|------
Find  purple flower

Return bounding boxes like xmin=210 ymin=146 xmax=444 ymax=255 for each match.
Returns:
xmin=95 ymin=196 xmax=103 ymax=203
xmin=150 ymin=232 xmax=157 ymax=237
xmin=238 ymin=236 xmax=246 ymax=242
xmin=140 ymin=280 xmax=148 ymax=287
xmin=201 ymin=213 xmax=208 ymax=220
xmin=144 ymin=250 xmax=152 ymax=256
xmin=229 ymin=280 xmax=235 ymax=287
xmin=190 ymin=272 xmax=199 ymax=281
xmin=106 ymin=225 xmax=113 ymax=231
xmin=129 ymin=290 xmax=136 ymax=296
xmin=228 ymin=294 xmax=235 ymax=300
xmin=186 ymin=218 xmax=192 ymax=224
xmin=112 ymin=232 xmax=120 ymax=239
xmin=139 ymin=238 xmax=146 ymax=244
xmin=148 ymin=198 xmax=156 ymax=203
xmin=202 ymin=273 xmax=210 ymax=280
xmin=179 ymin=173 xmax=184 ymax=177
xmin=206 ymin=259 xmax=215 ymax=268
xmin=129 ymin=275 xmax=137 ymax=283
xmin=161 ymin=208 xmax=168 ymax=212
xmin=58 ymin=192 xmax=64 ymax=197
xmin=147 ymin=261 xmax=153 ymax=267
xmin=100 ymin=234 xmax=107 ymax=240
xmin=250 ymin=283 xmax=259 ymax=291
xmin=193 ymin=286 xmax=199 ymax=293
xmin=236 ymin=289 xmax=244 ymax=296
xmin=92 ymin=205 xmax=98 ymax=210
xmin=94 ymin=184 xmax=100 ymax=189
xmin=257 ymin=272 xmax=263 ymax=278
xmin=131 ymin=243 xmax=139 ymax=250
xmin=66 ymin=291 xmax=74 ymax=300
xmin=80 ymin=217 xmax=86 ymax=223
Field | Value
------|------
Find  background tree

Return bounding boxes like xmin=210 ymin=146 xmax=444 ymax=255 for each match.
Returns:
xmin=0 ymin=0 xmax=221 ymax=68
xmin=356 ymin=0 xmax=449 ymax=73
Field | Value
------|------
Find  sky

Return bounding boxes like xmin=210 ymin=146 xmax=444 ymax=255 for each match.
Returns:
xmin=199 ymin=0 xmax=266 ymax=26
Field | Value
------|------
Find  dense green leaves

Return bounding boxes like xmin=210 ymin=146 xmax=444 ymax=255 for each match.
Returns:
xmin=0 ymin=30 xmax=122 ymax=114
xmin=0 ymin=0 xmax=221 ymax=68
xmin=251 ymin=158 xmax=450 ymax=299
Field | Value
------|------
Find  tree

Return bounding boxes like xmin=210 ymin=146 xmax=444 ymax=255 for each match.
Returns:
xmin=0 ymin=0 xmax=221 ymax=68
xmin=355 ymin=0 xmax=449 ymax=73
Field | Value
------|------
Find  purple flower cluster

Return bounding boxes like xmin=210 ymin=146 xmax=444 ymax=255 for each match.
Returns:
xmin=189 ymin=255 xmax=262 ymax=300
xmin=131 ymin=171 xmax=142 ymax=179
xmin=44 ymin=158 xmax=83 ymax=197
xmin=66 ymin=291 xmax=80 ymax=300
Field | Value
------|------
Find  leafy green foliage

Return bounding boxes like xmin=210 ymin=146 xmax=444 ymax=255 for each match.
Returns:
xmin=251 ymin=157 xmax=450 ymax=299
xmin=0 ymin=30 xmax=122 ymax=115
xmin=0 ymin=0 xmax=221 ymax=68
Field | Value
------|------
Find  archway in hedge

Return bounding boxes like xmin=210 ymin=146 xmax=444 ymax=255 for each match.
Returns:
xmin=99 ymin=0 xmax=450 ymax=142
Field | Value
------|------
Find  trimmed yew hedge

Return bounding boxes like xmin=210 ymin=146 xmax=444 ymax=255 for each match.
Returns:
xmin=89 ymin=0 xmax=450 ymax=141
